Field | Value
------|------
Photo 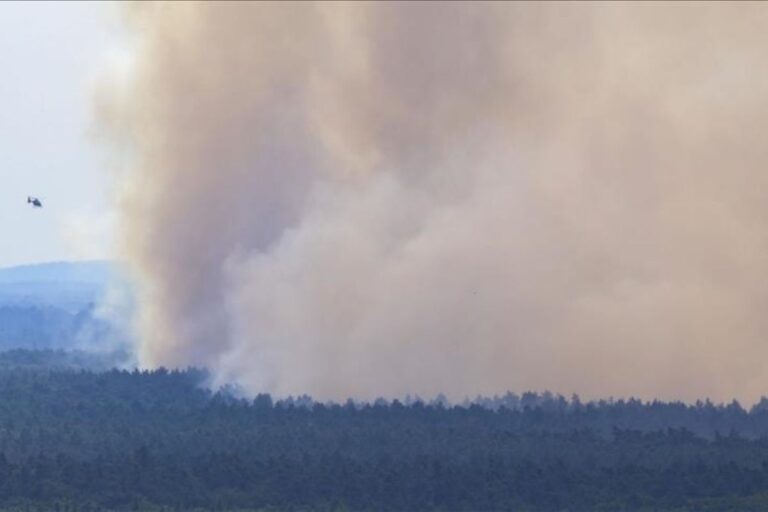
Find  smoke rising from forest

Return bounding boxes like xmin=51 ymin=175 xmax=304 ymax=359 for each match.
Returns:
xmin=99 ymin=2 xmax=768 ymax=402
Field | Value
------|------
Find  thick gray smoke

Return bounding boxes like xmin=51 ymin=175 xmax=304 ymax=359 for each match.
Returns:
xmin=100 ymin=2 xmax=768 ymax=402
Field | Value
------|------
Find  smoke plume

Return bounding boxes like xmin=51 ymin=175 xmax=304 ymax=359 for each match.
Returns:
xmin=100 ymin=2 xmax=768 ymax=402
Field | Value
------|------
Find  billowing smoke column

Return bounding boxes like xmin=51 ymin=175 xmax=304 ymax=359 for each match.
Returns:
xmin=100 ymin=2 xmax=768 ymax=402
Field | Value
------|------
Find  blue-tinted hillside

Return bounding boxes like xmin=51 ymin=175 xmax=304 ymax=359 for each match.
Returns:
xmin=0 ymin=261 xmax=130 ymax=351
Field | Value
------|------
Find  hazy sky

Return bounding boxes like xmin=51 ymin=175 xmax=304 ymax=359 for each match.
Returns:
xmin=0 ymin=1 xmax=121 ymax=268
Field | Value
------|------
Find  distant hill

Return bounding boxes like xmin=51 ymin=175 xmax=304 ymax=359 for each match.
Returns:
xmin=0 ymin=261 xmax=131 ymax=352
xmin=0 ymin=260 xmax=115 ymax=311
xmin=0 ymin=260 xmax=113 ymax=285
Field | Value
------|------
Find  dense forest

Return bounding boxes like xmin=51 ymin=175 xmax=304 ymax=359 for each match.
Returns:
xmin=0 ymin=351 xmax=767 ymax=510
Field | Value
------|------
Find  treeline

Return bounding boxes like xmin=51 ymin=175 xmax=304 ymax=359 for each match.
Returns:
xmin=0 ymin=356 xmax=768 ymax=510
xmin=0 ymin=348 xmax=131 ymax=373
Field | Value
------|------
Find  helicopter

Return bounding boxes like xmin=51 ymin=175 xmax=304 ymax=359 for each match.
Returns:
xmin=27 ymin=196 xmax=42 ymax=208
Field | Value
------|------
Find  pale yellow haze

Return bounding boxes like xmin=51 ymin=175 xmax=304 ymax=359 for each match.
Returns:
xmin=99 ymin=2 xmax=768 ymax=402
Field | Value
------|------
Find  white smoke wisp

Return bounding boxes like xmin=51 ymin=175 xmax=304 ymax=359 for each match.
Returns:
xmin=99 ymin=2 xmax=768 ymax=402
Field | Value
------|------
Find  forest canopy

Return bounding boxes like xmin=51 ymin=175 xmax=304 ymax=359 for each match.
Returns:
xmin=0 ymin=350 xmax=766 ymax=510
